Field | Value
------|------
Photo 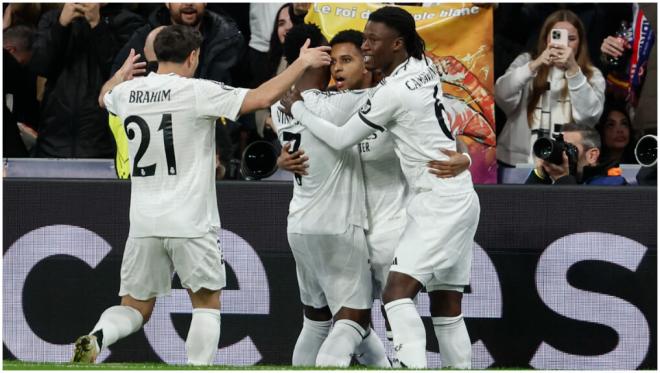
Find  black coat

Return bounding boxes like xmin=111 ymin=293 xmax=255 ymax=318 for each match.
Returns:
xmin=30 ymin=7 xmax=145 ymax=158
xmin=111 ymin=6 xmax=244 ymax=84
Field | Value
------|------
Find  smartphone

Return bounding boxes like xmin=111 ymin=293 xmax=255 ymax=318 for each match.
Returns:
xmin=550 ymin=28 xmax=568 ymax=46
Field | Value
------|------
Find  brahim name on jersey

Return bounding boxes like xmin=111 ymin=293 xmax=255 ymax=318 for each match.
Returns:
xmin=128 ymin=89 xmax=172 ymax=104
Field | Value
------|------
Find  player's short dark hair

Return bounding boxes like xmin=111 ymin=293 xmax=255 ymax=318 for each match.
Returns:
xmin=154 ymin=24 xmax=203 ymax=63
xmin=563 ymin=123 xmax=601 ymax=150
xmin=368 ymin=6 xmax=425 ymax=59
xmin=329 ymin=29 xmax=364 ymax=51
xmin=283 ymin=23 xmax=326 ymax=65
xmin=3 ymin=25 xmax=34 ymax=51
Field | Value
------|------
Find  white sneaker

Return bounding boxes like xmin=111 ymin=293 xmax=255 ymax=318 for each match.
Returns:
xmin=72 ymin=335 xmax=100 ymax=363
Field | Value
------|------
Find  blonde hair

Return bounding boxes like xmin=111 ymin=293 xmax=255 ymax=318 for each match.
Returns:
xmin=526 ymin=9 xmax=595 ymax=127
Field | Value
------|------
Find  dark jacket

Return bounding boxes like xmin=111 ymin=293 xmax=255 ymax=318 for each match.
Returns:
xmin=111 ymin=6 xmax=244 ymax=84
xmin=525 ymin=160 xmax=628 ymax=185
xmin=30 ymin=7 xmax=145 ymax=158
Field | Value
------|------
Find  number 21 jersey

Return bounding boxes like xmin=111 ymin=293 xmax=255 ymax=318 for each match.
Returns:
xmin=103 ymin=72 xmax=248 ymax=238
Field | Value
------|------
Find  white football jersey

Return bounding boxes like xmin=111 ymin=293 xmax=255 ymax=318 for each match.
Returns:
xmin=359 ymin=130 xmax=408 ymax=234
xmin=104 ymin=72 xmax=248 ymax=238
xmin=358 ymin=57 xmax=474 ymax=194
xmin=271 ymin=89 xmax=367 ymax=234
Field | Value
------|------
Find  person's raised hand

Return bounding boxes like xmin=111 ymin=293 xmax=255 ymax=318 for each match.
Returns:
xmin=529 ymin=46 xmax=553 ymax=73
xmin=59 ymin=3 xmax=84 ymax=27
xmin=549 ymin=43 xmax=578 ymax=75
xmin=78 ymin=3 xmax=101 ymax=29
xmin=298 ymin=38 xmax=332 ymax=69
xmin=601 ymin=35 xmax=627 ymax=58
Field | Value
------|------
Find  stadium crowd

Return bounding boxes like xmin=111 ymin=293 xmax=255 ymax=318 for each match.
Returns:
xmin=2 ymin=2 xmax=657 ymax=184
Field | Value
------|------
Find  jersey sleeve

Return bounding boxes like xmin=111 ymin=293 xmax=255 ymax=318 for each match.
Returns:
xmin=103 ymin=89 xmax=116 ymax=115
xmin=194 ymin=79 xmax=249 ymax=121
xmin=355 ymin=83 xmax=399 ymax=132
xmin=291 ymin=101 xmax=375 ymax=150
xmin=300 ymin=90 xmax=341 ymax=120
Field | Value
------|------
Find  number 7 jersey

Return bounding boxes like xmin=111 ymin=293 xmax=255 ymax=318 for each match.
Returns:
xmin=271 ymin=90 xmax=368 ymax=235
xmin=103 ymin=72 xmax=248 ymax=238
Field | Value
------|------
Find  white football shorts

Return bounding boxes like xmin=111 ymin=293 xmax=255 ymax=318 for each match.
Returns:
xmin=288 ymin=225 xmax=373 ymax=315
xmin=366 ymin=223 xmax=405 ymax=299
xmin=389 ymin=189 xmax=480 ymax=292
xmin=119 ymin=229 xmax=226 ymax=300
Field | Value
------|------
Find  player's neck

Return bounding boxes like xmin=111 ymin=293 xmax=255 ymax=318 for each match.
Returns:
xmin=383 ymin=52 xmax=409 ymax=77
xmin=296 ymin=69 xmax=328 ymax=91
xmin=157 ymin=63 xmax=192 ymax=78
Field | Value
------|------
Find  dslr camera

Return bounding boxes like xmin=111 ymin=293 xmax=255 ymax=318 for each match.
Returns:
xmin=533 ymin=133 xmax=579 ymax=176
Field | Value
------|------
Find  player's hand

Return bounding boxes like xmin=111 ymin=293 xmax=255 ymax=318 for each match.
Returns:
xmin=298 ymin=38 xmax=332 ymax=69
xmin=279 ymin=89 xmax=303 ymax=116
xmin=277 ymin=142 xmax=309 ymax=175
xmin=601 ymin=35 xmax=627 ymax=58
xmin=541 ymin=152 xmax=570 ymax=182
xmin=117 ymin=49 xmax=147 ymax=82
xmin=59 ymin=3 xmax=84 ymax=27
xmin=78 ymin=3 xmax=101 ymax=28
xmin=427 ymin=148 xmax=470 ymax=178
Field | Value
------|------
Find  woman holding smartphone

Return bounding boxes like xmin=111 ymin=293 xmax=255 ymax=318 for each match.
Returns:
xmin=495 ymin=9 xmax=605 ymax=169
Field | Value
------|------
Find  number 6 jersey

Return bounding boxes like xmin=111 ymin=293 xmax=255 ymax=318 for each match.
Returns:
xmin=103 ymin=72 xmax=248 ymax=238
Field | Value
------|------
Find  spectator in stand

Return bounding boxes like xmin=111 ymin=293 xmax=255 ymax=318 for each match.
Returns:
xmin=596 ymin=102 xmax=638 ymax=165
xmin=3 ymin=3 xmax=42 ymax=30
xmin=495 ymin=9 xmax=606 ymax=171
xmin=111 ymin=3 xmax=243 ymax=85
xmin=291 ymin=3 xmax=311 ymax=23
xmin=526 ymin=123 xmax=626 ymax=185
xmin=4 ymin=25 xmax=38 ymax=154
xmin=252 ymin=4 xmax=299 ymax=144
xmin=29 ymin=3 xmax=144 ymax=158
xmin=247 ymin=3 xmax=281 ymax=88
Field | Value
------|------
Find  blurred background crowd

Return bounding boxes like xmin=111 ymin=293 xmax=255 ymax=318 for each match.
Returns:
xmin=2 ymin=3 xmax=656 ymax=183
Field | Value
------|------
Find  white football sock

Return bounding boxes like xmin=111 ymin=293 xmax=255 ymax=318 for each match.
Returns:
xmin=292 ymin=316 xmax=332 ymax=366
xmin=432 ymin=314 xmax=471 ymax=369
xmin=90 ymin=305 xmax=143 ymax=349
xmin=384 ymin=298 xmax=427 ymax=368
xmin=185 ymin=308 xmax=221 ymax=365
xmin=315 ymin=319 xmax=366 ymax=367
xmin=356 ymin=328 xmax=391 ymax=367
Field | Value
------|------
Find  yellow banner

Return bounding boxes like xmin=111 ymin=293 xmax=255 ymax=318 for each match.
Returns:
xmin=306 ymin=3 xmax=497 ymax=183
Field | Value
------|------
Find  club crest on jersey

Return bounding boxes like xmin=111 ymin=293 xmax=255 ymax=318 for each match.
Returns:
xmin=360 ymin=99 xmax=372 ymax=115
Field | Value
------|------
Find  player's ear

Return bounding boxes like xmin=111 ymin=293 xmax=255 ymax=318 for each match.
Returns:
xmin=392 ymin=36 xmax=404 ymax=53
xmin=587 ymin=147 xmax=600 ymax=166
xmin=188 ymin=48 xmax=200 ymax=68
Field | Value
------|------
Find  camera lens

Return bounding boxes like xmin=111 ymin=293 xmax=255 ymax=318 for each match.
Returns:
xmin=635 ymin=135 xmax=657 ymax=166
xmin=241 ymin=141 xmax=278 ymax=180
xmin=533 ymin=137 xmax=564 ymax=165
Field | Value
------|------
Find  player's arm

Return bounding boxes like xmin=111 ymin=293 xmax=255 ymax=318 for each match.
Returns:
xmin=288 ymin=100 xmax=374 ymax=150
xmin=283 ymin=85 xmax=395 ymax=150
xmin=98 ymin=48 xmax=146 ymax=108
xmin=238 ymin=40 xmax=331 ymax=116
